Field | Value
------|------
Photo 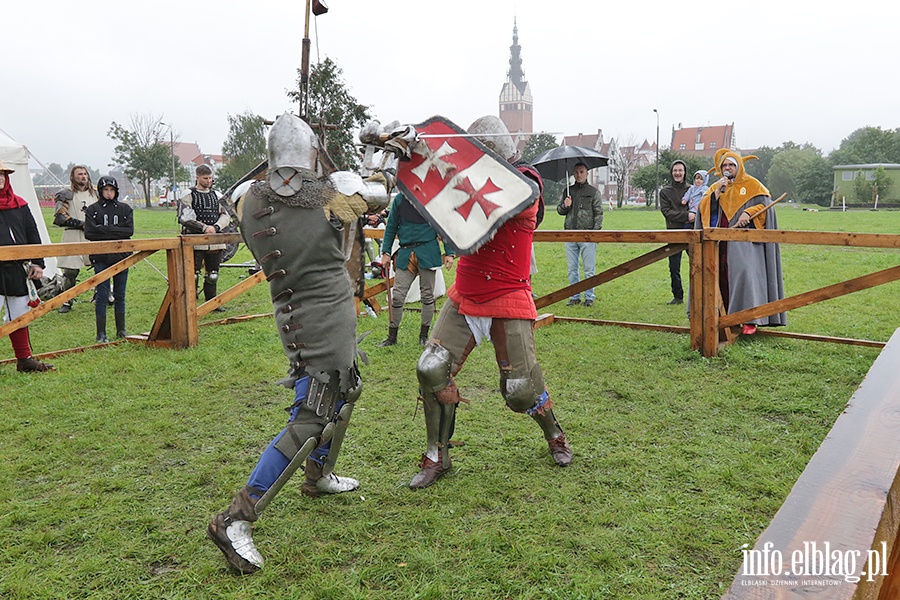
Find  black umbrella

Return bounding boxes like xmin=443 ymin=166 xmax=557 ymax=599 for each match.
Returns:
xmin=531 ymin=145 xmax=609 ymax=196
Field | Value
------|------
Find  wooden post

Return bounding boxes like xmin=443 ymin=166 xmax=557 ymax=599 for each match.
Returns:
xmin=689 ymin=234 xmax=703 ymax=351
xmin=163 ymin=240 xmax=198 ymax=348
xmin=701 ymin=236 xmax=720 ymax=357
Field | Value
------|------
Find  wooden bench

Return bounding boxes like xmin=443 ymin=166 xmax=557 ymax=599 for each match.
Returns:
xmin=724 ymin=327 xmax=900 ymax=599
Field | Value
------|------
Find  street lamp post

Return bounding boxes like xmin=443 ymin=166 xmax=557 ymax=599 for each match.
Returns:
xmin=160 ymin=122 xmax=176 ymax=207
xmin=653 ymin=109 xmax=659 ymax=210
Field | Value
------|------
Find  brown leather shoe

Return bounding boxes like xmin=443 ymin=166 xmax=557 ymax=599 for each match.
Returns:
xmin=548 ymin=434 xmax=572 ymax=466
xmin=16 ymin=357 xmax=55 ymax=372
xmin=409 ymin=453 xmax=450 ymax=489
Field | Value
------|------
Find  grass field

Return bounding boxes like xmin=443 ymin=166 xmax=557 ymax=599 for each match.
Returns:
xmin=0 ymin=205 xmax=897 ymax=599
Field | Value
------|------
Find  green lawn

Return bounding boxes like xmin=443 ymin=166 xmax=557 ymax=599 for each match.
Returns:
xmin=0 ymin=205 xmax=897 ymax=599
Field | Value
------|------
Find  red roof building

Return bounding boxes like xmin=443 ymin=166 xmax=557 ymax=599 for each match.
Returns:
xmin=670 ymin=124 xmax=735 ymax=157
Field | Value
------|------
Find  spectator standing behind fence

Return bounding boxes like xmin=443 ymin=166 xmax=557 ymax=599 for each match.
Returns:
xmin=556 ymin=162 xmax=603 ymax=307
xmin=84 ymin=176 xmax=133 ymax=343
xmin=53 ymin=165 xmax=96 ymax=314
xmin=0 ymin=161 xmax=54 ymax=372
xmin=377 ymin=193 xmax=455 ymax=347
xmin=178 ymin=165 xmax=230 ymax=312
xmin=695 ymin=150 xmax=786 ymax=335
xmin=659 ymin=160 xmax=691 ymax=305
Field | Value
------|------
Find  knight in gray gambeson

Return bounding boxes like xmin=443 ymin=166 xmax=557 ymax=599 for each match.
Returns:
xmin=207 ymin=113 xmax=394 ymax=574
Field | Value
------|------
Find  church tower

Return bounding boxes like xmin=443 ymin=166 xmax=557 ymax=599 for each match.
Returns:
xmin=499 ymin=18 xmax=533 ymax=152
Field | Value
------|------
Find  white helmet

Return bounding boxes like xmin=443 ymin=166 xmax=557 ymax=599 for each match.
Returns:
xmin=267 ymin=113 xmax=319 ymax=197
xmin=468 ymin=115 xmax=517 ymax=163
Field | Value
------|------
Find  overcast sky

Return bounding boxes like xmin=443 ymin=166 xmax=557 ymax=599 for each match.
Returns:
xmin=2 ymin=0 xmax=897 ymax=173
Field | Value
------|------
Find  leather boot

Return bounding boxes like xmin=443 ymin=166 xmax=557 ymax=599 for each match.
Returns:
xmin=96 ymin=312 xmax=108 ymax=343
xmin=419 ymin=325 xmax=430 ymax=345
xmin=16 ymin=357 xmax=55 ymax=372
xmin=377 ymin=325 xmax=399 ymax=347
xmin=114 ymin=312 xmax=127 ymax=339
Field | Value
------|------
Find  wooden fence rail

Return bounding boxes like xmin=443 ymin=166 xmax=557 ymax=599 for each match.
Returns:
xmin=2 ymin=227 xmax=898 ymax=358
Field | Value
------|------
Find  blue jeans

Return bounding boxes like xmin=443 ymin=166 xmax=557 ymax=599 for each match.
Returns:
xmin=91 ymin=258 xmax=128 ymax=316
xmin=565 ymin=241 xmax=596 ymax=301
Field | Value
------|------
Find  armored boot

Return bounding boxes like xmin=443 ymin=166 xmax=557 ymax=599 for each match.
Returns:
xmin=207 ymin=486 xmax=265 ymax=574
xmin=530 ymin=403 xmax=572 ymax=467
xmin=377 ymin=326 xmax=399 ymax=347
xmin=410 ymin=343 xmax=460 ymax=489
xmin=300 ymin=459 xmax=360 ymax=497
xmin=95 ymin=312 xmax=108 ymax=343
xmin=419 ymin=325 xmax=430 ymax=345
xmin=114 ymin=312 xmax=127 ymax=339
xmin=204 ymin=279 xmax=226 ymax=312
xmin=58 ymin=268 xmax=78 ymax=313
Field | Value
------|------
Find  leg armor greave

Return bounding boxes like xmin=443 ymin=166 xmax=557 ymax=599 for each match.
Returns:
xmin=253 ymin=375 xmax=343 ymax=513
xmin=501 ymin=363 xmax=564 ymax=440
xmin=61 ymin=268 xmax=79 ymax=291
xmin=320 ymin=372 xmax=361 ymax=478
xmin=417 ymin=342 xmax=462 ymax=468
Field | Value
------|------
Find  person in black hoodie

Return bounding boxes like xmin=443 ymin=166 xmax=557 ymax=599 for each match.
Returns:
xmin=84 ymin=176 xmax=134 ymax=342
xmin=658 ymin=160 xmax=691 ymax=305
xmin=0 ymin=161 xmax=54 ymax=372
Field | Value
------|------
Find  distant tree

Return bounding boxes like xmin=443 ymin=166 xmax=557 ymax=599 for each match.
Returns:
xmin=608 ymin=138 xmax=646 ymax=208
xmin=216 ymin=111 xmax=268 ymax=191
xmin=521 ymin=133 xmax=557 ymax=162
xmin=520 ymin=133 xmax=564 ymax=205
xmin=287 ymin=57 xmax=372 ymax=172
xmin=794 ymin=154 xmax=833 ymax=206
xmin=743 ymin=146 xmax=776 ymax=184
xmin=829 ymin=126 xmax=900 ymax=165
xmin=108 ymin=114 xmax=173 ymax=208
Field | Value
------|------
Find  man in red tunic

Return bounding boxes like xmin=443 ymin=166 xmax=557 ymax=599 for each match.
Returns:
xmin=410 ymin=116 xmax=572 ymax=489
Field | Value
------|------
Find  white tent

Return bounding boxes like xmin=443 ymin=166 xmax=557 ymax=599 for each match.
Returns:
xmin=0 ymin=129 xmax=57 ymax=277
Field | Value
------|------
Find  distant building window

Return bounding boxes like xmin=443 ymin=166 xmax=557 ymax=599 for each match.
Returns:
xmin=866 ymin=171 xmax=876 ymax=181
xmin=694 ymin=143 xmax=704 ymax=151
xmin=679 ymin=144 xmax=686 ymax=150
xmin=842 ymin=171 xmax=853 ymax=181
xmin=710 ymin=142 xmax=717 ymax=149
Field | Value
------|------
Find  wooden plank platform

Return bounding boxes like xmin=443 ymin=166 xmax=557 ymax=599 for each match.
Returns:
xmin=723 ymin=327 xmax=900 ymax=599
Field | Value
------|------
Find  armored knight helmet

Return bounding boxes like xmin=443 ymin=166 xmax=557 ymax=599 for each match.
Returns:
xmin=267 ymin=112 xmax=319 ymax=197
xmin=467 ymin=115 xmax=518 ymax=163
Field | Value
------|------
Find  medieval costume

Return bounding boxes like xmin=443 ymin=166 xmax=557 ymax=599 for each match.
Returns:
xmin=178 ymin=177 xmax=230 ymax=308
xmin=377 ymin=192 xmax=454 ymax=347
xmin=53 ymin=168 xmax=97 ymax=313
xmin=410 ymin=116 xmax=572 ymax=490
xmin=207 ymin=113 xmax=392 ymax=574
xmin=0 ymin=161 xmax=53 ymax=372
xmin=695 ymin=149 xmax=786 ymax=330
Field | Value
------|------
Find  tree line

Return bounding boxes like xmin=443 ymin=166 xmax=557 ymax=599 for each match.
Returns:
xmin=631 ymin=127 xmax=900 ymax=207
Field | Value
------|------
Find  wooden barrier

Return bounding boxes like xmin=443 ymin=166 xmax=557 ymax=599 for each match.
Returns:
xmin=1 ymin=228 xmax=898 ymax=358
xmin=723 ymin=327 xmax=900 ymax=599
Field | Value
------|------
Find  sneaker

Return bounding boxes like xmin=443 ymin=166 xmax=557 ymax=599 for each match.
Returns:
xmin=667 ymin=298 xmax=684 ymax=305
xmin=207 ymin=512 xmax=264 ymax=574
xmin=301 ymin=473 xmax=360 ymax=497
xmin=548 ymin=434 xmax=572 ymax=466
xmin=57 ymin=302 xmax=73 ymax=314
xmin=565 ymin=298 xmax=581 ymax=307
xmin=584 ymin=299 xmax=594 ymax=307
xmin=409 ymin=454 xmax=451 ymax=489
xmin=16 ymin=357 xmax=55 ymax=372
xmin=212 ymin=306 xmax=227 ymax=313
xmin=741 ymin=323 xmax=758 ymax=335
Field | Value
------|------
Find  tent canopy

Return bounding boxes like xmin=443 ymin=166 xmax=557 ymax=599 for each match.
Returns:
xmin=0 ymin=129 xmax=57 ymax=277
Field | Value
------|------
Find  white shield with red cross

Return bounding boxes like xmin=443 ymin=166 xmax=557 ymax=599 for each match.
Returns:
xmin=396 ymin=116 xmax=540 ymax=255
